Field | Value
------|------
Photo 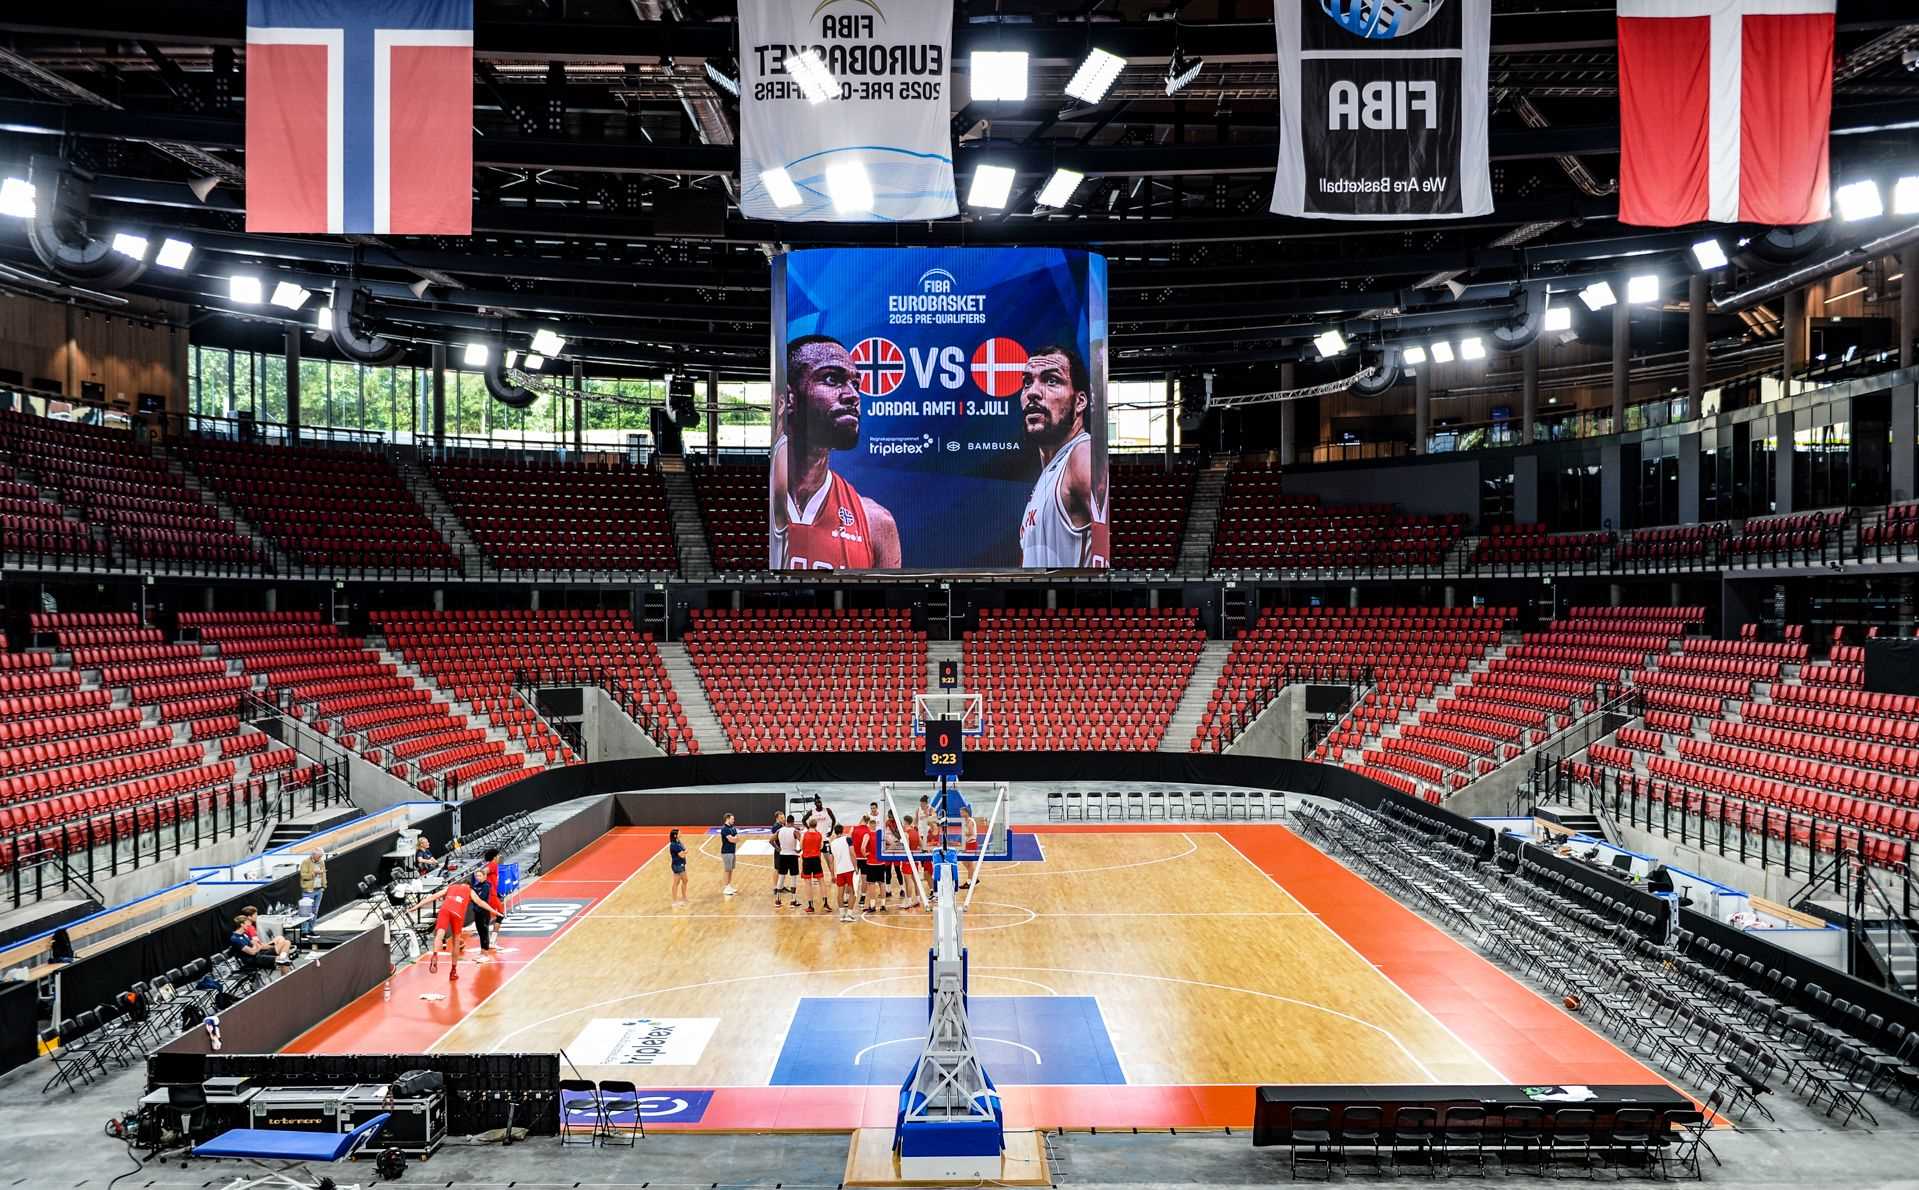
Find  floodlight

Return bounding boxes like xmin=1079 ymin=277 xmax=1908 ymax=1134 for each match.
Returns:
xmin=269 ymin=280 xmax=309 ymax=310
xmin=228 ymin=275 xmax=263 ymax=304
xmin=1691 ymin=238 xmax=1728 ymax=270
xmin=1835 ymin=179 xmax=1883 ymax=222
xmin=154 ymin=238 xmax=193 ymax=269
xmin=110 ymin=232 xmax=148 ymax=260
xmin=760 ymin=167 xmax=802 ymax=209
xmin=971 ymin=51 xmax=1029 ymax=102
xmin=967 ymin=164 xmax=1016 ymax=210
xmin=462 ymin=342 xmax=488 ymax=366
xmin=530 ymin=327 xmax=566 ymax=357
xmin=1579 ymin=280 xmax=1616 ymax=310
xmin=825 ymin=161 xmax=874 ymax=214
xmin=1313 ymin=329 xmax=1348 ymax=359
xmin=1429 ymin=340 xmax=1455 ymax=363
xmin=1064 ymin=49 xmax=1125 ymax=104
xmin=1036 ymin=168 xmax=1083 ymax=209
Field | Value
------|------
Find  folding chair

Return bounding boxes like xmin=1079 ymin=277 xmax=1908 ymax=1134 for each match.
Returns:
xmin=1103 ymin=791 xmax=1126 ymax=819
xmin=1166 ymin=788 xmax=1189 ymax=820
xmin=1046 ymin=791 xmax=1065 ymax=822
xmin=1125 ymin=790 xmax=1146 ymax=820
xmin=1145 ymin=790 xmax=1167 ymax=819
xmin=558 ymin=1079 xmax=602 ymax=1145
xmin=1064 ymin=791 xmax=1085 ymax=821
xmin=1288 ymin=1106 xmax=1334 ymax=1179
xmin=597 ymin=1078 xmax=641 ymax=1146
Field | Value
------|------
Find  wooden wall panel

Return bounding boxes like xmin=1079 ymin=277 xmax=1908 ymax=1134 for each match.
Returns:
xmin=0 ymin=292 xmax=189 ymax=413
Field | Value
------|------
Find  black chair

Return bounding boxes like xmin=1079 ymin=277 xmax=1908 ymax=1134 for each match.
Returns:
xmin=1659 ymin=1098 xmax=1721 ymax=1180
xmin=1338 ymin=1105 xmax=1382 ymax=1169
xmin=1498 ymin=1105 xmax=1546 ymax=1169
xmin=596 ymin=1079 xmax=641 ymax=1146
xmin=1439 ymin=1105 xmax=1487 ymax=1176
xmin=1389 ymin=1106 xmax=1438 ymax=1176
xmin=163 ymin=1082 xmax=209 ymax=1142
xmin=1288 ymin=1106 xmax=1333 ymax=1179
xmin=558 ymin=1078 xmax=600 ymax=1145
xmin=1604 ymin=1107 xmax=1657 ymax=1173
xmin=1547 ymin=1107 xmax=1596 ymax=1178
xmin=39 ymin=1021 xmax=98 ymax=1094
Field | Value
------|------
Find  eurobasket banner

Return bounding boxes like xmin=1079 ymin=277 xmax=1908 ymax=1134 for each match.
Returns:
xmin=1270 ymin=0 xmax=1492 ymax=219
xmin=737 ymin=0 xmax=957 ymax=222
xmin=769 ymin=248 xmax=1109 ymax=572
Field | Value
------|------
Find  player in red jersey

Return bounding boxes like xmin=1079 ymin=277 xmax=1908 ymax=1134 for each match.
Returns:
xmin=771 ymin=335 xmax=902 ymax=571
xmin=428 ymin=876 xmax=501 ymax=981
xmin=799 ymin=819 xmax=826 ymax=914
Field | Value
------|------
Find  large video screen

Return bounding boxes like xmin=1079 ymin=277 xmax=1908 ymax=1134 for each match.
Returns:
xmin=770 ymin=248 xmax=1108 ymax=571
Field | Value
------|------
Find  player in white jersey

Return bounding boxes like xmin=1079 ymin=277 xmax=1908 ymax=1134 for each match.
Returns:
xmin=1017 ymin=344 xmax=1109 ymax=567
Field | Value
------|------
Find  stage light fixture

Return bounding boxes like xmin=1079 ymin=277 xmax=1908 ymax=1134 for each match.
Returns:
xmin=760 ymin=167 xmax=803 ymax=209
xmin=1430 ymin=340 xmax=1455 ymax=363
xmin=704 ymin=61 xmax=740 ymax=98
xmin=523 ymin=353 xmax=546 ymax=370
xmin=1542 ymin=304 xmax=1573 ymax=333
xmin=826 ymin=160 xmax=874 ymax=214
xmin=1627 ymin=273 xmax=1660 ymax=304
xmin=315 ymin=306 xmax=333 ymax=333
xmin=1036 ymin=168 xmax=1084 ymax=209
xmin=1313 ymin=329 xmax=1347 ymax=359
xmin=1579 ymin=280 xmax=1616 ymax=310
xmin=228 ymin=275 xmax=263 ymax=304
xmin=1164 ymin=47 xmax=1203 ymax=95
xmin=1401 ymin=345 xmax=1427 ymax=365
xmin=530 ymin=327 xmax=567 ymax=357
xmin=1836 ymin=179 xmax=1883 ymax=222
xmin=1895 ymin=175 xmax=1919 ymax=216
xmin=1691 ymin=238 xmax=1728 ymax=270
xmin=1064 ymin=48 xmax=1125 ymax=104
xmin=109 ymin=232 xmax=148 ymax=261
xmin=967 ymin=164 xmax=1016 ymax=210
xmin=1459 ymin=336 xmax=1486 ymax=361
xmin=154 ymin=238 xmax=193 ymax=270
xmin=787 ymin=49 xmax=838 ymax=104
xmin=270 ymin=280 xmax=309 ymax=310
xmin=971 ymin=51 xmax=1029 ymax=102
xmin=462 ymin=342 xmax=488 ymax=367
xmin=0 ymin=177 xmax=33 ymax=218
xmin=504 ymin=350 xmax=519 ymax=369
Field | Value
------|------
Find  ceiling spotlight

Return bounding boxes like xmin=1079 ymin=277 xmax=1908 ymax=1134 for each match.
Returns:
xmin=1429 ymin=340 xmax=1455 ymax=363
xmin=970 ymin=51 xmax=1029 ymax=102
xmin=110 ymin=232 xmax=148 ymax=261
xmin=1626 ymin=274 xmax=1660 ymax=304
xmin=1542 ymin=304 xmax=1573 ymax=333
xmin=1835 ymin=179 xmax=1883 ymax=222
xmin=154 ymin=237 xmax=193 ymax=270
xmin=315 ymin=306 xmax=333 ymax=333
xmin=0 ymin=177 xmax=33 ymax=219
xmin=787 ymin=49 xmax=838 ymax=104
xmin=1459 ymin=336 xmax=1486 ymax=361
xmin=1691 ymin=238 xmax=1729 ymax=270
xmin=1313 ymin=329 xmax=1348 ymax=359
xmin=1894 ymin=175 xmax=1919 ymax=216
xmin=1164 ymin=47 xmax=1203 ymax=96
xmin=187 ymin=175 xmax=220 ymax=203
xmin=825 ymin=160 xmax=874 ymax=215
xmin=704 ymin=60 xmax=740 ymax=98
xmin=523 ymin=353 xmax=546 ymax=371
xmin=967 ymin=164 xmax=1016 ymax=210
xmin=1064 ymin=48 xmax=1125 ymax=104
xmin=228 ymin=274 xmax=263 ymax=305
xmin=530 ymin=327 xmax=567 ymax=357
xmin=269 ymin=280 xmax=309 ymax=310
xmin=504 ymin=350 xmax=519 ymax=369
xmin=1442 ymin=279 xmax=1467 ymax=300
xmin=1401 ymin=345 xmax=1428 ymax=365
xmin=1036 ymin=168 xmax=1084 ymax=209
xmin=462 ymin=342 xmax=488 ymax=367
xmin=760 ymin=167 xmax=803 ymax=209
xmin=1579 ymin=280 xmax=1617 ymax=310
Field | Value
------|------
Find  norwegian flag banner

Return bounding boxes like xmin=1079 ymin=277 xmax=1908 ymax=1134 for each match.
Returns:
xmin=1618 ymin=0 xmax=1834 ymax=227
xmin=245 ymin=0 xmax=473 ymax=234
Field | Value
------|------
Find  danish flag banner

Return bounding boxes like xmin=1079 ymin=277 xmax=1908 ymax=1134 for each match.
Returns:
xmin=1617 ymin=0 xmax=1834 ymax=227
xmin=245 ymin=0 xmax=473 ymax=234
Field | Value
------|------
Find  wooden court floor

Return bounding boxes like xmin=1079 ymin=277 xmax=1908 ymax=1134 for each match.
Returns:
xmin=289 ymin=823 xmax=1669 ymax=1131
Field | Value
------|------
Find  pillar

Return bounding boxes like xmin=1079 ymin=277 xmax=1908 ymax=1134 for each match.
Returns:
xmin=264 ymin=587 xmax=278 ymax=612
xmin=571 ymin=360 xmax=585 ymax=452
xmin=1347 ymin=586 xmax=1360 ymax=609
xmin=1444 ymin=585 xmax=1456 ymax=609
xmin=1611 ymin=280 xmax=1630 ymax=431
xmin=431 ymin=343 xmax=447 ymax=447
xmin=833 ymin=589 xmax=844 ymax=611
xmin=1520 ymin=340 xmax=1539 ymax=445
xmin=1902 ymin=243 xmax=1918 ymax=370
xmin=706 ymin=369 xmax=720 ymax=458
xmin=1278 ymin=362 xmax=1298 ymax=465
xmin=1046 ymin=589 xmax=1058 ymax=611
xmin=1609 ymin=583 xmax=1623 ymax=608
xmin=1687 ymin=272 xmax=1708 ymax=423
xmin=1783 ymin=285 xmax=1808 ymax=391
xmin=529 ymin=589 xmax=541 ymax=611
xmin=1892 ymin=381 xmax=1916 ymax=504
xmin=1414 ymin=365 xmax=1431 ymax=455
xmin=284 ymin=326 xmax=301 ymax=441
xmin=1149 ymin=588 xmax=1160 ymax=609
xmin=432 ymin=587 xmax=445 ymax=611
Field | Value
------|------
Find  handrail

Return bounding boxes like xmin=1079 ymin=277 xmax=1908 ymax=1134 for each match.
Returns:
xmin=511 ymin=665 xmax=669 ymax=754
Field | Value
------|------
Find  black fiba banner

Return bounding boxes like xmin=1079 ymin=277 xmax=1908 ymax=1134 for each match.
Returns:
xmin=1270 ymin=0 xmax=1492 ymax=220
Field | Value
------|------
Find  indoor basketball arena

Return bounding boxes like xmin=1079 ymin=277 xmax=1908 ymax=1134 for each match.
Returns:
xmin=1 ymin=2 xmax=1918 ymax=1188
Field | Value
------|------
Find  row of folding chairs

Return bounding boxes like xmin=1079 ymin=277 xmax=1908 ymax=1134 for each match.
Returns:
xmin=1047 ymin=788 xmax=1283 ymax=821
xmin=1280 ymin=1102 xmax=1712 ymax=1180
xmin=40 ymin=953 xmax=234 ymax=1094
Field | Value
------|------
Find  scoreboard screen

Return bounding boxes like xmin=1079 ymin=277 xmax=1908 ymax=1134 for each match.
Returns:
xmin=924 ymin=718 xmax=964 ymax=778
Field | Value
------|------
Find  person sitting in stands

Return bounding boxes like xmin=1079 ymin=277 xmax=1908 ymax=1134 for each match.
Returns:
xmin=228 ymin=913 xmax=289 ymax=974
xmin=240 ymin=907 xmax=293 ymax=959
xmin=412 ymin=835 xmax=436 ymax=873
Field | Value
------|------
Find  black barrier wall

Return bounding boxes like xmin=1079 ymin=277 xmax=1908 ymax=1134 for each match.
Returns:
xmin=156 ymin=925 xmax=389 ymax=1056
xmin=537 ymin=796 xmax=615 ymax=874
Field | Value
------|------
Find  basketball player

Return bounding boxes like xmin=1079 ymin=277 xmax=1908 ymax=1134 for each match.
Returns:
xmin=799 ymin=816 xmax=826 ymax=914
xmin=428 ymin=876 xmax=501 ymax=982
xmin=770 ymin=335 xmax=903 ymax=570
xmin=775 ymin=813 xmax=801 ymax=905
xmin=828 ymin=824 xmax=857 ymax=923
xmin=851 ymin=814 xmax=886 ymax=913
xmin=1017 ymin=344 xmax=1110 ymax=568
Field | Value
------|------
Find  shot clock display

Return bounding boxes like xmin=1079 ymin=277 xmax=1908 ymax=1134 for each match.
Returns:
xmin=924 ymin=719 xmax=964 ymax=778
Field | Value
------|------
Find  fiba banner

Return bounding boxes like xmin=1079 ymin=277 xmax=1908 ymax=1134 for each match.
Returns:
xmin=1270 ymin=0 xmax=1492 ymax=220
xmin=770 ymin=248 xmax=1108 ymax=571
xmin=738 ymin=0 xmax=957 ymax=222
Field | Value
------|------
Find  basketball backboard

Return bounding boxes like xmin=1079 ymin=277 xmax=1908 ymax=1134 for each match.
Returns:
xmin=913 ymin=691 xmax=983 ymax=736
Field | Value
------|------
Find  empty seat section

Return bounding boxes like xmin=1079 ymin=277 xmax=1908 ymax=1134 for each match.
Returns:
xmin=1106 ymin=456 xmax=1196 ymax=570
xmin=1209 ymin=462 xmax=1464 ymax=570
xmin=965 ymin=608 xmax=1201 ymax=751
xmin=430 ymin=456 xmax=679 ymax=574
xmin=691 ymin=458 xmax=770 ymax=572
xmin=1471 ymin=523 xmax=1612 ymax=566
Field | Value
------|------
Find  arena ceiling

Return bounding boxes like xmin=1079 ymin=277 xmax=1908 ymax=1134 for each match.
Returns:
xmin=0 ymin=0 xmax=1915 ymax=378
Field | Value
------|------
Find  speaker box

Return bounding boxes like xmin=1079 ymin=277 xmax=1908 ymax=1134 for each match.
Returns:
xmin=1865 ymin=639 xmax=1919 ymax=696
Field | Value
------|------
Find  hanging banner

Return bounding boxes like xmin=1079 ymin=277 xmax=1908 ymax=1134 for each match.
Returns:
xmin=1270 ymin=0 xmax=1492 ymax=220
xmin=737 ymin=0 xmax=958 ymax=223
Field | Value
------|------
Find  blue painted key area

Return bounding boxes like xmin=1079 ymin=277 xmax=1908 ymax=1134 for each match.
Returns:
xmin=770 ymin=995 xmax=1124 ymax=1086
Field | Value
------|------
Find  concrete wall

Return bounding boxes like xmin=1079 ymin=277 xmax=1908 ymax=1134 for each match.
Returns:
xmin=585 ymin=687 xmax=665 ymax=762
xmin=1227 ymin=685 xmax=1304 ymax=759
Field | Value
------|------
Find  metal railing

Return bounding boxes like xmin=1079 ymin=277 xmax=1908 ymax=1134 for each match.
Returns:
xmin=511 ymin=665 xmax=670 ymax=754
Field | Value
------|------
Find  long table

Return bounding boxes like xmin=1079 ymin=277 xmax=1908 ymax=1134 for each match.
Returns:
xmin=1252 ymin=1084 xmax=1694 ymax=1147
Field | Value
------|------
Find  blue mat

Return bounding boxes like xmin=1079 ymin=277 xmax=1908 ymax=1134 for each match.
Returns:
xmin=770 ymin=995 xmax=1123 ymax=1086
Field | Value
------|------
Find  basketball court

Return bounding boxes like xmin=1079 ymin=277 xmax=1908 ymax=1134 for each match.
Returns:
xmin=287 ymin=808 xmax=1669 ymax=1132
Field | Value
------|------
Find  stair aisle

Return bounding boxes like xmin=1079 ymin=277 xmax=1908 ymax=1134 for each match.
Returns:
xmin=1178 ymin=458 xmax=1233 ymax=577
xmin=659 ymin=458 xmax=715 ymax=580
xmin=395 ymin=458 xmax=485 ymax=577
xmin=1161 ymin=641 xmax=1231 ymax=751
xmin=658 ymin=641 xmax=731 ymax=753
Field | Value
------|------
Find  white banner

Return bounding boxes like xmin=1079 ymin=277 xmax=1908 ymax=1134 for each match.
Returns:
xmin=738 ymin=0 xmax=957 ymax=222
xmin=566 ymin=1018 xmax=719 ymax=1066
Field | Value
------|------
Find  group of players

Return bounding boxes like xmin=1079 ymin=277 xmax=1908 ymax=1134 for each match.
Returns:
xmin=763 ymin=797 xmax=977 ymax=922
xmin=770 ymin=335 xmax=1109 ymax=571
